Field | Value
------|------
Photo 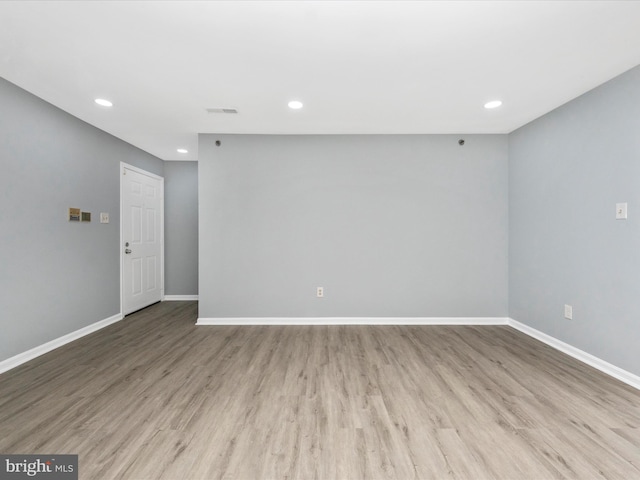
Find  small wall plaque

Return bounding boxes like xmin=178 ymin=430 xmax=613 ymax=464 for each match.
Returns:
xmin=81 ymin=211 xmax=91 ymax=222
xmin=69 ymin=208 xmax=80 ymax=222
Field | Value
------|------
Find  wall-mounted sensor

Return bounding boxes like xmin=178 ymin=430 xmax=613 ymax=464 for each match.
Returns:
xmin=458 ymin=139 xmax=465 ymax=146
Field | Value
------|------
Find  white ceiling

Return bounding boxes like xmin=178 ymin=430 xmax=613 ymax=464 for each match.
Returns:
xmin=1 ymin=1 xmax=640 ymax=161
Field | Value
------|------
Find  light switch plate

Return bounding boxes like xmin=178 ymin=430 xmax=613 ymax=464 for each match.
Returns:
xmin=616 ymin=203 xmax=627 ymax=220
xmin=100 ymin=212 xmax=109 ymax=224
xmin=564 ymin=304 xmax=573 ymax=320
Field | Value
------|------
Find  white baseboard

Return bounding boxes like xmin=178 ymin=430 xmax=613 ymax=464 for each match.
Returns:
xmin=196 ymin=317 xmax=509 ymax=326
xmin=196 ymin=315 xmax=639 ymax=390
xmin=5 ymin=311 xmax=636 ymax=391
xmin=0 ymin=313 xmax=123 ymax=375
xmin=164 ymin=295 xmax=199 ymax=301
xmin=508 ymin=318 xmax=640 ymax=391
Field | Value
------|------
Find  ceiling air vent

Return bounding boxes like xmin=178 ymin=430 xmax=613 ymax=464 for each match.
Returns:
xmin=206 ymin=107 xmax=238 ymax=114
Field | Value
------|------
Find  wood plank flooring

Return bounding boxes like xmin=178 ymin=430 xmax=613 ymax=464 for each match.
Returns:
xmin=1 ymin=301 xmax=639 ymax=479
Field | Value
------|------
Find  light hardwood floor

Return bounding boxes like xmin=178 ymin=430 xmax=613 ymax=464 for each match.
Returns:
xmin=1 ymin=301 xmax=639 ymax=479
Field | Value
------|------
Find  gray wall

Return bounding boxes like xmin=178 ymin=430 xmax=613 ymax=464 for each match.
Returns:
xmin=6 ymin=59 xmax=638 ymax=379
xmin=0 ymin=78 xmax=164 ymax=363
xmin=199 ymin=134 xmax=508 ymax=318
xmin=164 ymin=161 xmax=198 ymax=295
xmin=509 ymin=65 xmax=640 ymax=377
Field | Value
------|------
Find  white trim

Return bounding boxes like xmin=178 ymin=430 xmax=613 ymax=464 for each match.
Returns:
xmin=196 ymin=317 xmax=509 ymax=326
xmin=4 ymin=312 xmax=636 ymax=391
xmin=0 ymin=313 xmax=123 ymax=375
xmin=195 ymin=315 xmax=640 ymax=390
xmin=164 ymin=295 xmax=199 ymax=301
xmin=508 ymin=318 xmax=640 ymax=391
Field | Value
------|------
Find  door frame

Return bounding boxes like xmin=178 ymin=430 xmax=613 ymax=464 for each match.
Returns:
xmin=120 ymin=162 xmax=165 ymax=316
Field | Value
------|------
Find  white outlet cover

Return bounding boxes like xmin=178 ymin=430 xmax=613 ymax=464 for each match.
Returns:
xmin=616 ymin=203 xmax=627 ymax=219
xmin=100 ymin=212 xmax=110 ymax=224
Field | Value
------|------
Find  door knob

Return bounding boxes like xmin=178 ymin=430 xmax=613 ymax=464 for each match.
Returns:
xmin=125 ymin=249 xmax=132 ymax=254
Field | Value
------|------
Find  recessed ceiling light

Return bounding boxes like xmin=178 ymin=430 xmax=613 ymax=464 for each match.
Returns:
xmin=94 ymin=98 xmax=113 ymax=107
xmin=288 ymin=100 xmax=303 ymax=110
xmin=177 ymin=148 xmax=188 ymax=154
xmin=484 ymin=100 xmax=502 ymax=109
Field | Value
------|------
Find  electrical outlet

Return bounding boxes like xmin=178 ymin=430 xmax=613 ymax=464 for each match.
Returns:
xmin=564 ymin=304 xmax=573 ymax=320
xmin=316 ymin=287 xmax=324 ymax=298
xmin=100 ymin=212 xmax=110 ymax=224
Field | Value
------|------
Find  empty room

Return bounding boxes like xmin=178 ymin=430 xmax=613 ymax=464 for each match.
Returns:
xmin=1 ymin=1 xmax=639 ymax=479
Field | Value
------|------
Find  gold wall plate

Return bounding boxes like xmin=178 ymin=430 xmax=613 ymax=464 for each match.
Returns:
xmin=69 ymin=207 xmax=80 ymax=222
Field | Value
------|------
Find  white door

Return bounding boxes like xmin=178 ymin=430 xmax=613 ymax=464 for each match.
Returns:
xmin=121 ymin=163 xmax=164 ymax=315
